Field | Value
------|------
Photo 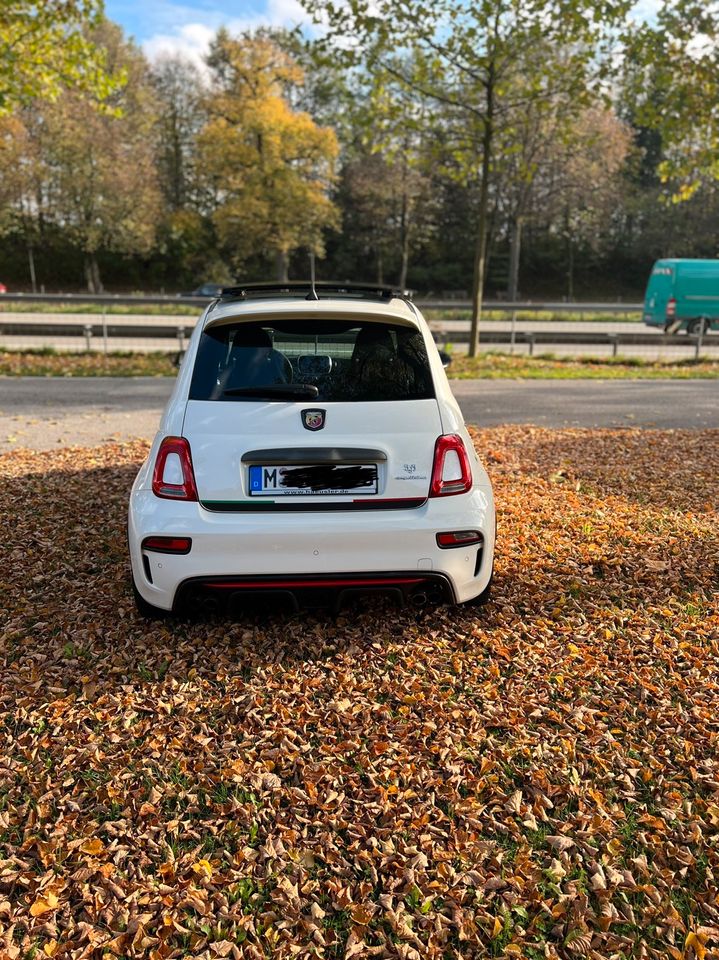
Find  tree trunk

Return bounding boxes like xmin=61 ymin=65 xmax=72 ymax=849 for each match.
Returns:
xmin=398 ymin=157 xmax=411 ymax=290
xmin=565 ymin=208 xmax=574 ymax=300
xmin=27 ymin=242 xmax=37 ymax=294
xmin=508 ymin=216 xmax=522 ymax=301
xmin=469 ymin=163 xmax=490 ymax=357
xmin=84 ymin=253 xmax=103 ymax=293
xmin=275 ymin=250 xmax=289 ymax=281
xmin=84 ymin=256 xmax=95 ymax=293
xmin=91 ymin=254 xmax=103 ymax=293
xmin=469 ymin=67 xmax=495 ymax=358
xmin=398 ymin=195 xmax=410 ymax=290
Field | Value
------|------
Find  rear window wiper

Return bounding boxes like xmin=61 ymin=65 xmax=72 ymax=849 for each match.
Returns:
xmin=223 ymin=384 xmax=319 ymax=399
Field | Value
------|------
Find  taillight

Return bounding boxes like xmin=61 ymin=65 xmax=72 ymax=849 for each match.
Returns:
xmin=437 ymin=530 xmax=483 ymax=548
xmin=666 ymin=298 xmax=676 ymax=318
xmin=142 ymin=536 xmax=192 ymax=554
xmin=430 ymin=434 xmax=472 ymax=497
xmin=152 ymin=437 xmax=198 ymax=501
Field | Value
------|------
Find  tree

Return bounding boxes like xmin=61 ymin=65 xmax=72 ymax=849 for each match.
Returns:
xmin=197 ymin=30 xmax=339 ymax=280
xmin=539 ymin=108 xmax=632 ymax=298
xmin=305 ymin=0 xmax=633 ymax=353
xmin=151 ymin=55 xmax=206 ymax=213
xmin=624 ymin=0 xmax=719 ymax=204
xmin=0 ymin=0 xmax=121 ymax=114
xmin=42 ymin=20 xmax=161 ymax=291
xmin=0 ymin=111 xmax=53 ymax=291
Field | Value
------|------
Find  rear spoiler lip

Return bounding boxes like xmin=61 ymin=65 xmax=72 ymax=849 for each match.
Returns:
xmin=203 ymin=300 xmax=421 ymax=331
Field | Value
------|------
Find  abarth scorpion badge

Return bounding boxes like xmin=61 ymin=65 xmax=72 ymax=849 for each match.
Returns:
xmin=301 ymin=409 xmax=326 ymax=431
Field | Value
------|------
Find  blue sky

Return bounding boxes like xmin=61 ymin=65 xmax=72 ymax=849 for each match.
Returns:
xmin=104 ymin=0 xmax=309 ymax=63
xmin=105 ymin=0 xmax=658 ymax=66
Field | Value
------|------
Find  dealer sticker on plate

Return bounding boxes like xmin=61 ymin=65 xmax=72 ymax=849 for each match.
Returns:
xmin=249 ymin=464 xmax=378 ymax=496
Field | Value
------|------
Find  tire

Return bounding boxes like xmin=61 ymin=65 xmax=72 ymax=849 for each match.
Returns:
xmin=686 ymin=317 xmax=710 ymax=336
xmin=132 ymin=578 xmax=170 ymax=620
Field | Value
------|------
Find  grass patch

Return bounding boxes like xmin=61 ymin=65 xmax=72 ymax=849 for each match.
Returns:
xmin=424 ymin=308 xmax=642 ymax=324
xmin=0 ymin=300 xmax=200 ymax=316
xmin=448 ymin=350 xmax=719 ymax=379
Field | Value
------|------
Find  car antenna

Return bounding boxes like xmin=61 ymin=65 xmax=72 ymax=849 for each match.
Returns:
xmin=306 ymin=251 xmax=319 ymax=300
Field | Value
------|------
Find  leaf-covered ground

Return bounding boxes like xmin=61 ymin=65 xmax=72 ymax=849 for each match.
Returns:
xmin=0 ymin=428 xmax=718 ymax=960
xmin=0 ymin=349 xmax=178 ymax=378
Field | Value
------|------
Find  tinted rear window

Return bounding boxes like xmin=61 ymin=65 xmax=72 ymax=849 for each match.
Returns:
xmin=189 ymin=320 xmax=435 ymax=402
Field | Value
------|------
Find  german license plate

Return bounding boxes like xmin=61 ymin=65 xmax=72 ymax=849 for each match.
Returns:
xmin=249 ymin=464 xmax=378 ymax=496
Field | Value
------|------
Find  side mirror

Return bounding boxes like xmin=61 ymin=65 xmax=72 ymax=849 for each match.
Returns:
xmin=439 ymin=350 xmax=452 ymax=369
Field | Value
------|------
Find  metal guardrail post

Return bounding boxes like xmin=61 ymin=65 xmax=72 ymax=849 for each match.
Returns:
xmin=177 ymin=326 xmax=186 ymax=351
xmin=608 ymin=334 xmax=618 ymax=357
xmin=102 ymin=308 xmax=108 ymax=355
xmin=83 ymin=324 xmax=93 ymax=352
xmin=695 ymin=324 xmax=704 ymax=361
xmin=526 ymin=333 xmax=535 ymax=357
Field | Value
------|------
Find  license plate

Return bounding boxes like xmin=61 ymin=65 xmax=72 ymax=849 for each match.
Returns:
xmin=249 ymin=463 xmax=378 ymax=496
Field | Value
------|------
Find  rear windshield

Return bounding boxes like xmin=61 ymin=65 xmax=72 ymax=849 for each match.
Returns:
xmin=189 ymin=320 xmax=435 ymax=402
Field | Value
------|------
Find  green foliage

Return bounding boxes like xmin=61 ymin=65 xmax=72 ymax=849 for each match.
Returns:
xmin=0 ymin=1 xmax=123 ymax=113
xmin=624 ymin=1 xmax=719 ymax=202
xmin=304 ymin=0 xmax=634 ymax=350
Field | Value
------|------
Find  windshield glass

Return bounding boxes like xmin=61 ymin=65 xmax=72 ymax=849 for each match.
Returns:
xmin=189 ymin=320 xmax=435 ymax=402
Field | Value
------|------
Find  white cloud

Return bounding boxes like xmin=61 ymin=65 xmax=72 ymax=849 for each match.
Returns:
xmin=143 ymin=22 xmax=217 ymax=69
xmin=141 ymin=0 xmax=311 ymax=68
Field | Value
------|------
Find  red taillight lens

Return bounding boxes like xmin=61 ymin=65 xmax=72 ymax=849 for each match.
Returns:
xmin=666 ymin=297 xmax=676 ymax=318
xmin=430 ymin=434 xmax=472 ymax=497
xmin=152 ymin=437 xmax=198 ymax=501
xmin=437 ymin=530 xmax=483 ymax=548
xmin=142 ymin=536 xmax=192 ymax=554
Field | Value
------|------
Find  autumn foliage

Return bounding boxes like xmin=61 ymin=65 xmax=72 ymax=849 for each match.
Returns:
xmin=0 ymin=428 xmax=717 ymax=958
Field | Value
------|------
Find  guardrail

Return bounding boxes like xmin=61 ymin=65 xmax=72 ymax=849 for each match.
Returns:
xmin=0 ymin=292 xmax=644 ymax=314
xmin=0 ymin=316 xmax=713 ymax=360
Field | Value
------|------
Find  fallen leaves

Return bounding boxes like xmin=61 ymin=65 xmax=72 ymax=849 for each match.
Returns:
xmin=0 ymin=427 xmax=717 ymax=959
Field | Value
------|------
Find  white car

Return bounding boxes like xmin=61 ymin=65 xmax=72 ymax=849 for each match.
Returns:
xmin=128 ymin=282 xmax=495 ymax=616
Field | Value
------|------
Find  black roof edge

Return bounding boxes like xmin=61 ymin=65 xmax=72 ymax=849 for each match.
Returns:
xmin=218 ymin=281 xmax=412 ymax=303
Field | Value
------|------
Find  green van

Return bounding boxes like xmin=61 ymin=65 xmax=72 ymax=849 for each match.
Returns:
xmin=643 ymin=259 xmax=719 ymax=334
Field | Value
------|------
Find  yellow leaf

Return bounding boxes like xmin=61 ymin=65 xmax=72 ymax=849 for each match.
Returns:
xmin=685 ymin=931 xmax=707 ymax=960
xmin=43 ymin=939 xmax=58 ymax=957
xmin=607 ymin=838 xmax=622 ymax=856
xmin=81 ymin=838 xmax=105 ymax=855
xmin=191 ymin=859 xmax=213 ymax=878
xmin=30 ymin=891 xmax=58 ymax=916
xmin=492 ymin=916 xmax=503 ymax=938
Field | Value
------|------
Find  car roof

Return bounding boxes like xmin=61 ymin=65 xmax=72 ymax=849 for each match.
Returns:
xmin=203 ymin=295 xmax=422 ymax=331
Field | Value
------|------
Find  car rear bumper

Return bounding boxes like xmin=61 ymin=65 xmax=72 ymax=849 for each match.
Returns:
xmin=128 ymin=486 xmax=495 ymax=611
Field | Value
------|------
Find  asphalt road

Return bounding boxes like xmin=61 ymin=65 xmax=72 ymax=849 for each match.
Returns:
xmin=0 ymin=377 xmax=715 ymax=452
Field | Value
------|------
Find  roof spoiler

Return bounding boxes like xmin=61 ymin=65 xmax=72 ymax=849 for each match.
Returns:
xmin=217 ymin=281 xmax=411 ymax=303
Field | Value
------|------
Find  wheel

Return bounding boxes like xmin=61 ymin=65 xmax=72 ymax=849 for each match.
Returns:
xmin=132 ymin=578 xmax=170 ymax=620
xmin=686 ymin=317 xmax=710 ymax=335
